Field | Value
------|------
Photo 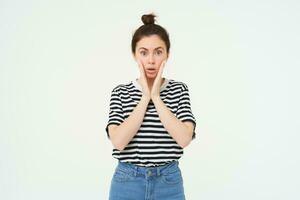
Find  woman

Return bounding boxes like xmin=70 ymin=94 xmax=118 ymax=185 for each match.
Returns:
xmin=105 ymin=13 xmax=197 ymax=200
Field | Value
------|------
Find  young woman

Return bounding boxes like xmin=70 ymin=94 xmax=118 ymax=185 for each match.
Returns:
xmin=105 ymin=13 xmax=197 ymax=200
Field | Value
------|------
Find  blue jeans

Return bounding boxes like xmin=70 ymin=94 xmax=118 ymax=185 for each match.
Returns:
xmin=109 ymin=160 xmax=186 ymax=200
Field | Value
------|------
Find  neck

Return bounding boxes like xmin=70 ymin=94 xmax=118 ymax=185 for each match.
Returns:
xmin=147 ymin=78 xmax=155 ymax=89
xmin=137 ymin=77 xmax=165 ymax=90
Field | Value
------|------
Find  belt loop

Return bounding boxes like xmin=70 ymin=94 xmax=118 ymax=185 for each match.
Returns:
xmin=157 ymin=166 xmax=160 ymax=176
xmin=134 ymin=165 xmax=138 ymax=176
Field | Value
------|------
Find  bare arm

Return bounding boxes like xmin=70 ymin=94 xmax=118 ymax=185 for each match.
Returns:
xmin=108 ymin=95 xmax=150 ymax=151
xmin=152 ymin=96 xmax=195 ymax=148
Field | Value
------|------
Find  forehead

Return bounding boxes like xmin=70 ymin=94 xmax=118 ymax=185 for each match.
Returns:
xmin=136 ymin=35 xmax=166 ymax=50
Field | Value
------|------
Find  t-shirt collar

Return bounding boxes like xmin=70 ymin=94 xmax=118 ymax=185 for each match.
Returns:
xmin=132 ymin=77 xmax=169 ymax=92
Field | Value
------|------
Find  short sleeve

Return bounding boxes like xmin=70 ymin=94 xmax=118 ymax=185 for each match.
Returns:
xmin=176 ymin=83 xmax=197 ymax=140
xmin=105 ymin=87 xmax=125 ymax=139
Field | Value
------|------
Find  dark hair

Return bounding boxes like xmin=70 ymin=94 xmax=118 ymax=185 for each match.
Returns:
xmin=131 ymin=13 xmax=170 ymax=55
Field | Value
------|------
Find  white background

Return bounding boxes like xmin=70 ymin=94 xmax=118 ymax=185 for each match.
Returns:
xmin=1 ymin=0 xmax=299 ymax=199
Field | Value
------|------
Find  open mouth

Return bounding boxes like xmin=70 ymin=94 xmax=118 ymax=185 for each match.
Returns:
xmin=146 ymin=69 xmax=156 ymax=74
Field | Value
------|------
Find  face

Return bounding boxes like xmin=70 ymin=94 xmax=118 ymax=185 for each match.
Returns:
xmin=134 ymin=35 xmax=169 ymax=79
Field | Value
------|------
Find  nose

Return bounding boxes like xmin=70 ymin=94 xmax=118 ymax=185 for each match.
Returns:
xmin=148 ymin=54 xmax=155 ymax=64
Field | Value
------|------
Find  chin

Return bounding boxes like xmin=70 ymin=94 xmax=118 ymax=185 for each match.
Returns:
xmin=146 ymin=74 xmax=156 ymax=79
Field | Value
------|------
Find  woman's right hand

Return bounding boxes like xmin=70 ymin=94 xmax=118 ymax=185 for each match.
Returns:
xmin=137 ymin=59 xmax=151 ymax=100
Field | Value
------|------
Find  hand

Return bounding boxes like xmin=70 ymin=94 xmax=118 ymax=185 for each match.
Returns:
xmin=151 ymin=60 xmax=166 ymax=99
xmin=137 ymin=59 xmax=151 ymax=99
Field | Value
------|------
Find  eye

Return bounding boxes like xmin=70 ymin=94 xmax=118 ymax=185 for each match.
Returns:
xmin=140 ymin=51 xmax=147 ymax=56
xmin=156 ymin=50 xmax=162 ymax=55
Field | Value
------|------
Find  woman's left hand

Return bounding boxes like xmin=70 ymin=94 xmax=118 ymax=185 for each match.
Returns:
xmin=151 ymin=60 xmax=167 ymax=99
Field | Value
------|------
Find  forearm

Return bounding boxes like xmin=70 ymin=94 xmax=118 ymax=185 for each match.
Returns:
xmin=152 ymin=96 xmax=192 ymax=148
xmin=112 ymin=95 xmax=150 ymax=150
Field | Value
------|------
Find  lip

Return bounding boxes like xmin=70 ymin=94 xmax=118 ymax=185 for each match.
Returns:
xmin=146 ymin=69 xmax=156 ymax=74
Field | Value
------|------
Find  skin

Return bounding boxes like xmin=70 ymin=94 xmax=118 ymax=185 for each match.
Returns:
xmin=108 ymin=34 xmax=195 ymax=150
xmin=133 ymin=34 xmax=168 ymax=96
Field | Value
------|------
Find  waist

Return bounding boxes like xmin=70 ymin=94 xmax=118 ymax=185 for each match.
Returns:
xmin=115 ymin=160 xmax=179 ymax=177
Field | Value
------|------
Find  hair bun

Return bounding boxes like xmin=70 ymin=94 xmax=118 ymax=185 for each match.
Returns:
xmin=141 ymin=13 xmax=156 ymax=25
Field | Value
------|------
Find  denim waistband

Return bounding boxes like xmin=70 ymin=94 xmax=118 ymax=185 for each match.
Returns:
xmin=115 ymin=160 xmax=179 ymax=177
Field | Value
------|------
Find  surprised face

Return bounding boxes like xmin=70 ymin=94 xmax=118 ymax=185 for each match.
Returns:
xmin=134 ymin=35 xmax=168 ymax=79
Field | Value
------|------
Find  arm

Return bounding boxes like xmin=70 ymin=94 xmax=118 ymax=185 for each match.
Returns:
xmin=152 ymin=96 xmax=195 ymax=148
xmin=108 ymin=95 xmax=150 ymax=151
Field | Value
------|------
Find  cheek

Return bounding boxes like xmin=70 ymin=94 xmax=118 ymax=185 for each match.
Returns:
xmin=135 ymin=56 xmax=146 ymax=64
xmin=158 ymin=54 xmax=167 ymax=60
xmin=158 ymin=58 xmax=167 ymax=65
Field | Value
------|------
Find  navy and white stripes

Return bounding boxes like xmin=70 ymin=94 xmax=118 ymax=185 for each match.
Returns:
xmin=105 ymin=78 xmax=196 ymax=167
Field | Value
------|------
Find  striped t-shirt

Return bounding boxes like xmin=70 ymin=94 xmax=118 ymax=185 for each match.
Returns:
xmin=105 ymin=77 xmax=197 ymax=167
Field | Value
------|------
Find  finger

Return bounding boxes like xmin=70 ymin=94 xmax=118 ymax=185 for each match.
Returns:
xmin=137 ymin=59 xmax=146 ymax=77
xmin=157 ymin=60 xmax=166 ymax=78
xmin=153 ymin=60 xmax=166 ymax=87
xmin=137 ymin=59 xmax=142 ymax=71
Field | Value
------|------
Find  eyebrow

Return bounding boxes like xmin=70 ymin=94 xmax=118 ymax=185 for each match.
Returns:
xmin=138 ymin=47 xmax=164 ymax=51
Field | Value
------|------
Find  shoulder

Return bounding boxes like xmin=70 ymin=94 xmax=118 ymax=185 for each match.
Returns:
xmin=111 ymin=81 xmax=132 ymax=93
xmin=168 ymin=79 xmax=189 ymax=92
